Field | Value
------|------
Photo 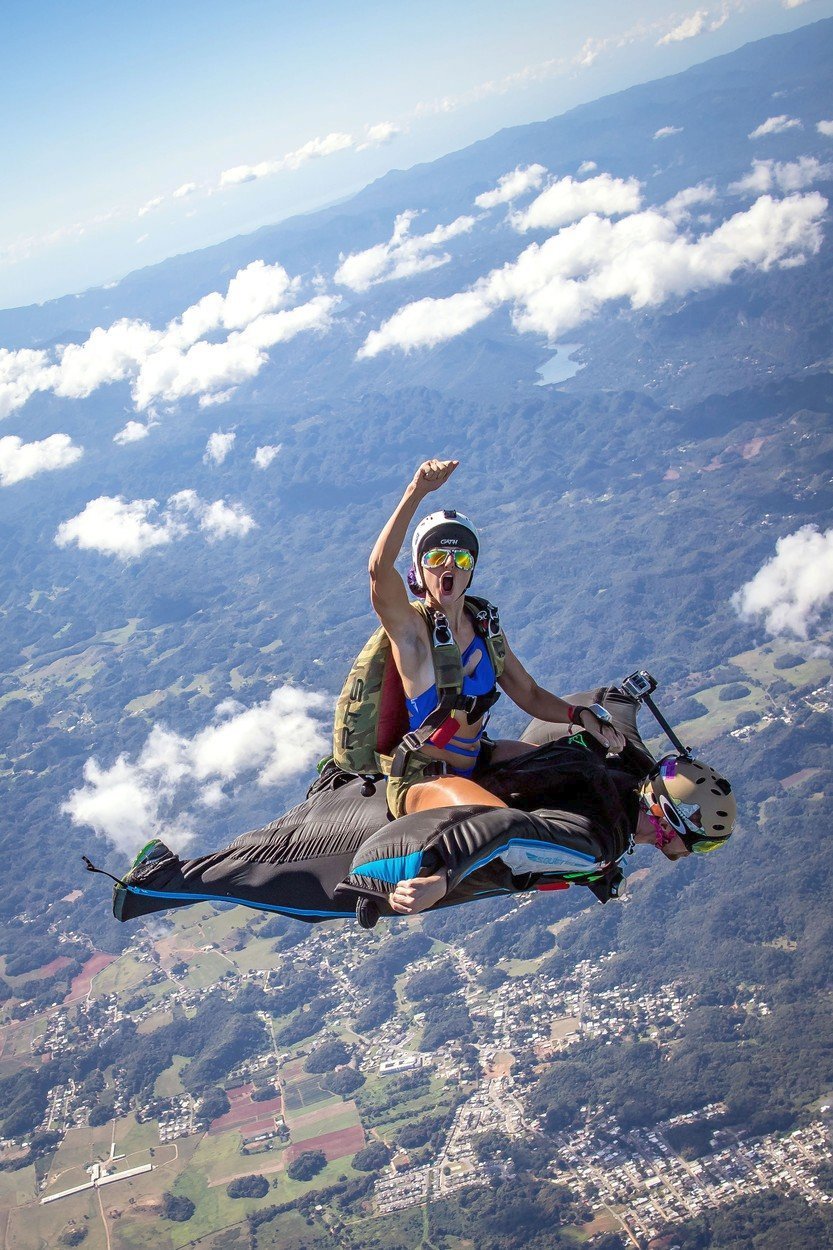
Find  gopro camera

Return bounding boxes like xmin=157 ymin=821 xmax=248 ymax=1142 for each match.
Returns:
xmin=621 ymin=670 xmax=658 ymax=701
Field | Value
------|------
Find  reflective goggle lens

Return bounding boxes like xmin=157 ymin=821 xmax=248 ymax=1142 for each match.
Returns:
xmin=421 ymin=548 xmax=474 ymax=571
xmin=689 ymin=837 xmax=727 ymax=855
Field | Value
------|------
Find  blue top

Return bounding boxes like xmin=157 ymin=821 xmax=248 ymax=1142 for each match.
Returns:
xmin=404 ymin=636 xmax=496 ymax=776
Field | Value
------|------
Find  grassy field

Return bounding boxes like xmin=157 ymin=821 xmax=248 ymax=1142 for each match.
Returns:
xmin=182 ymin=950 xmax=236 ymax=991
xmin=224 ymin=935 xmax=284 ymax=975
xmin=501 ymin=953 xmax=548 ymax=976
xmin=117 ymin=1113 xmax=160 ymax=1157
xmin=124 ymin=689 xmax=168 ymax=715
xmin=141 ymin=1131 xmax=288 ymax=1248
xmin=731 ymin=644 xmax=830 ymax=691
xmin=90 ymin=952 xmax=151 ymax=999
xmin=5 ymin=1186 xmax=103 ymax=1250
xmin=137 ymin=1008 xmax=173 ymax=1035
xmin=0 ymin=1161 xmax=37 ymax=1210
xmin=552 ymin=1016 xmax=580 ymax=1041
xmin=252 ymin=1206 xmax=335 ymax=1250
xmin=155 ymin=1054 xmax=189 ymax=1098
xmin=351 ymin=1207 xmax=425 ymax=1249
xmin=0 ymin=1015 xmax=47 ymax=1065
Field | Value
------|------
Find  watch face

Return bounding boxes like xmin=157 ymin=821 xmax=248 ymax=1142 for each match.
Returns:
xmin=590 ymin=703 xmax=613 ymax=723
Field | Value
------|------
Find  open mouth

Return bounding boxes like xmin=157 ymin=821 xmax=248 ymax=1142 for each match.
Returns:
xmin=441 ymin=572 xmax=455 ymax=595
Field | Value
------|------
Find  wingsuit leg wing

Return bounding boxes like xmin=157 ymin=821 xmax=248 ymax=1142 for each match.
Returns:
xmin=113 ymin=779 xmax=392 ymax=924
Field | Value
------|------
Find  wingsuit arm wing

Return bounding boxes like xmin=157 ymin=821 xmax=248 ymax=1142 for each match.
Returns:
xmin=333 ymin=797 xmax=611 ymax=906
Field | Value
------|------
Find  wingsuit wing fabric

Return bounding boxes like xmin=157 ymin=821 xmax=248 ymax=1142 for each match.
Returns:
xmin=113 ymin=682 xmax=650 ymax=925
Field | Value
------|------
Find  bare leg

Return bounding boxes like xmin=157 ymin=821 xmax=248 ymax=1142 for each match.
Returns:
xmin=404 ymin=775 xmax=508 ymax=815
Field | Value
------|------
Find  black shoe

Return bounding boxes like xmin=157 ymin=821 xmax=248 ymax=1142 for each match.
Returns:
xmin=113 ymin=840 xmax=179 ymax=922
xmin=356 ymin=897 xmax=380 ymax=930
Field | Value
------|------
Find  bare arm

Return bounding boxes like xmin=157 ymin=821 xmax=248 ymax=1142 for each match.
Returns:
xmin=368 ymin=459 xmax=458 ymax=651
xmin=498 ymin=640 xmax=626 ymax=751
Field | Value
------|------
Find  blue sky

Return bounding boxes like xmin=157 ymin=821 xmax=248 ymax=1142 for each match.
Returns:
xmin=2 ymin=0 xmax=831 ymax=309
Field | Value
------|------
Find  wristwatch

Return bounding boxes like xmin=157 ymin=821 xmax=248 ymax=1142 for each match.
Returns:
xmin=567 ymin=703 xmax=614 ymax=728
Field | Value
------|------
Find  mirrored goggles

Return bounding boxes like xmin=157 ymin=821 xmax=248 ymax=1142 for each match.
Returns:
xmin=421 ymin=548 xmax=475 ymax=572
xmin=643 ymin=792 xmax=724 ymax=854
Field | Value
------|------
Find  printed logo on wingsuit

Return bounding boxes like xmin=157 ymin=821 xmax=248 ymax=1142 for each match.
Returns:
xmin=463 ymin=838 xmax=598 ymax=880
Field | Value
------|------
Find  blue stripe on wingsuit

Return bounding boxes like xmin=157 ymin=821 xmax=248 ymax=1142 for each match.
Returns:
xmin=461 ymin=837 xmax=597 ymax=880
xmin=125 ymin=885 xmax=354 ymax=920
xmin=350 ymin=851 xmax=423 ymax=885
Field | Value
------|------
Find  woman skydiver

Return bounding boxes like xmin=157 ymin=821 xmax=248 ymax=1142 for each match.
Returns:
xmin=363 ymin=459 xmax=625 ymax=915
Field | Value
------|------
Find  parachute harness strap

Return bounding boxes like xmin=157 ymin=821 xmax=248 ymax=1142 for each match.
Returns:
xmin=82 ymin=855 xmax=128 ymax=889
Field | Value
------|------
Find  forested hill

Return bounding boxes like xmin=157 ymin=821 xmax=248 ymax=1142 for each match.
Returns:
xmin=0 ymin=17 xmax=831 ymax=1248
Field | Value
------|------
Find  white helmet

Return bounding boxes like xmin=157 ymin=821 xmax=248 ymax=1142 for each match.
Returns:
xmin=410 ymin=509 xmax=480 ymax=593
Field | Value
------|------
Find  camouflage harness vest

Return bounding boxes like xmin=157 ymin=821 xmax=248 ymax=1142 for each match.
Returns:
xmin=332 ymin=596 xmax=506 ymax=787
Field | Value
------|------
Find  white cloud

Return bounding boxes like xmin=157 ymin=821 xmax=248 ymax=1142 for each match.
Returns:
xmin=729 ymin=156 xmax=829 ymax=195
xmin=359 ymin=189 xmax=826 ymax=357
xmin=220 ymin=160 xmax=281 ymax=187
xmin=475 ymin=164 xmax=547 ymax=209
xmin=0 ymin=261 xmax=337 ymax=419
xmin=732 ymin=525 xmax=833 ymax=638
xmin=416 ymin=55 xmax=567 ymax=114
xmin=221 ymin=131 xmax=355 ymax=187
xmin=749 ymin=115 xmax=803 ymax=140
xmin=173 ymin=182 xmax=198 ymax=199
xmin=0 ymin=433 xmax=83 ymax=486
xmin=654 ymin=125 xmax=683 ymax=139
xmin=133 ymin=294 xmax=339 ymax=410
xmin=356 ymin=121 xmax=401 ymax=150
xmin=113 ymin=419 xmax=153 ymax=445
xmin=335 ymin=211 xmax=477 ymax=292
xmin=169 ymin=489 xmax=256 ymax=541
xmin=62 ymin=686 xmax=330 ymax=854
xmin=199 ymin=499 xmax=256 ymax=541
xmin=204 ymin=430 xmax=236 ymax=465
xmin=658 ymin=9 xmax=727 ymax=45
xmin=664 ymin=183 xmax=717 ymax=221
xmin=138 ymin=196 xmax=164 ymax=218
xmin=577 ymin=161 xmax=597 ymax=174
xmin=284 ymin=131 xmax=353 ymax=171
xmin=510 ymin=173 xmax=643 ymax=232
xmin=782 ymin=0 xmax=810 ymax=7
xmin=359 ymin=290 xmax=494 ymax=358
xmin=0 ymin=347 xmax=56 ymax=419
xmin=254 ymin=443 xmax=282 ymax=468
xmin=55 ymin=489 xmax=255 ymax=559
xmin=54 ymin=320 xmax=163 ymax=400
xmin=198 ymin=389 xmax=235 ymax=408
xmin=55 ymin=495 xmax=178 ymax=559
xmin=164 ymin=259 xmax=300 ymax=347
xmin=0 ymin=219 xmax=91 ymax=267
xmin=817 ymin=120 xmax=833 ymax=138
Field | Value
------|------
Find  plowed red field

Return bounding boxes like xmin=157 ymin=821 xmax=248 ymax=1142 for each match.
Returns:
xmin=285 ymin=1124 xmax=365 ymax=1163
xmin=209 ymin=1083 xmax=284 ymax=1134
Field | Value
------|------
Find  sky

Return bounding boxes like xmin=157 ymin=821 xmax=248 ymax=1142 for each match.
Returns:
xmin=2 ymin=0 xmax=832 ymax=310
